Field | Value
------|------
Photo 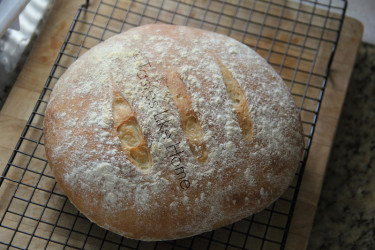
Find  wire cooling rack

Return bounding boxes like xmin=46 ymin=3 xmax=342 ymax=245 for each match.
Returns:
xmin=0 ymin=0 xmax=346 ymax=249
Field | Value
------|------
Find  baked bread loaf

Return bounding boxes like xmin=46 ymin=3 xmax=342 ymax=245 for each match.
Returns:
xmin=44 ymin=24 xmax=303 ymax=241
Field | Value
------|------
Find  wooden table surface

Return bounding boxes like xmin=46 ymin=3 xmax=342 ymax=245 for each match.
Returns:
xmin=0 ymin=0 xmax=363 ymax=249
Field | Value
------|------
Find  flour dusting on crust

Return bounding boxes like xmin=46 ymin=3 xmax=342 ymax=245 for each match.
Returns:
xmin=43 ymin=24 xmax=303 ymax=241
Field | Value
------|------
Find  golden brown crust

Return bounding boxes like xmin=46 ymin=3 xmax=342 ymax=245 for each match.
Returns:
xmin=43 ymin=24 xmax=304 ymax=241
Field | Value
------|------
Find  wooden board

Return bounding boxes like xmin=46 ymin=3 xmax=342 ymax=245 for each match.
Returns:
xmin=0 ymin=0 xmax=363 ymax=249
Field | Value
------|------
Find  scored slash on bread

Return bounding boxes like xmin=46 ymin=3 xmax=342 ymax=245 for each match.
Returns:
xmin=165 ymin=68 xmax=208 ymax=164
xmin=111 ymin=74 xmax=153 ymax=174
xmin=217 ymin=59 xmax=253 ymax=142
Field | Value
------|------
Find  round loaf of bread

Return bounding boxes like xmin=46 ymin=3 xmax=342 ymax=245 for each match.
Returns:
xmin=44 ymin=24 xmax=303 ymax=241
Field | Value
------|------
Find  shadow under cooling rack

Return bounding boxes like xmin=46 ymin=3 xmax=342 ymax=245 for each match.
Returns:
xmin=0 ymin=0 xmax=346 ymax=249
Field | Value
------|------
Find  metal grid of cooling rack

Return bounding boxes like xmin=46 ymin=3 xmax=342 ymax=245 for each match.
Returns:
xmin=0 ymin=0 xmax=346 ymax=249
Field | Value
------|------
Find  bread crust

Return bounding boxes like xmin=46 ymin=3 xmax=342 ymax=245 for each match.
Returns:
xmin=44 ymin=24 xmax=303 ymax=241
